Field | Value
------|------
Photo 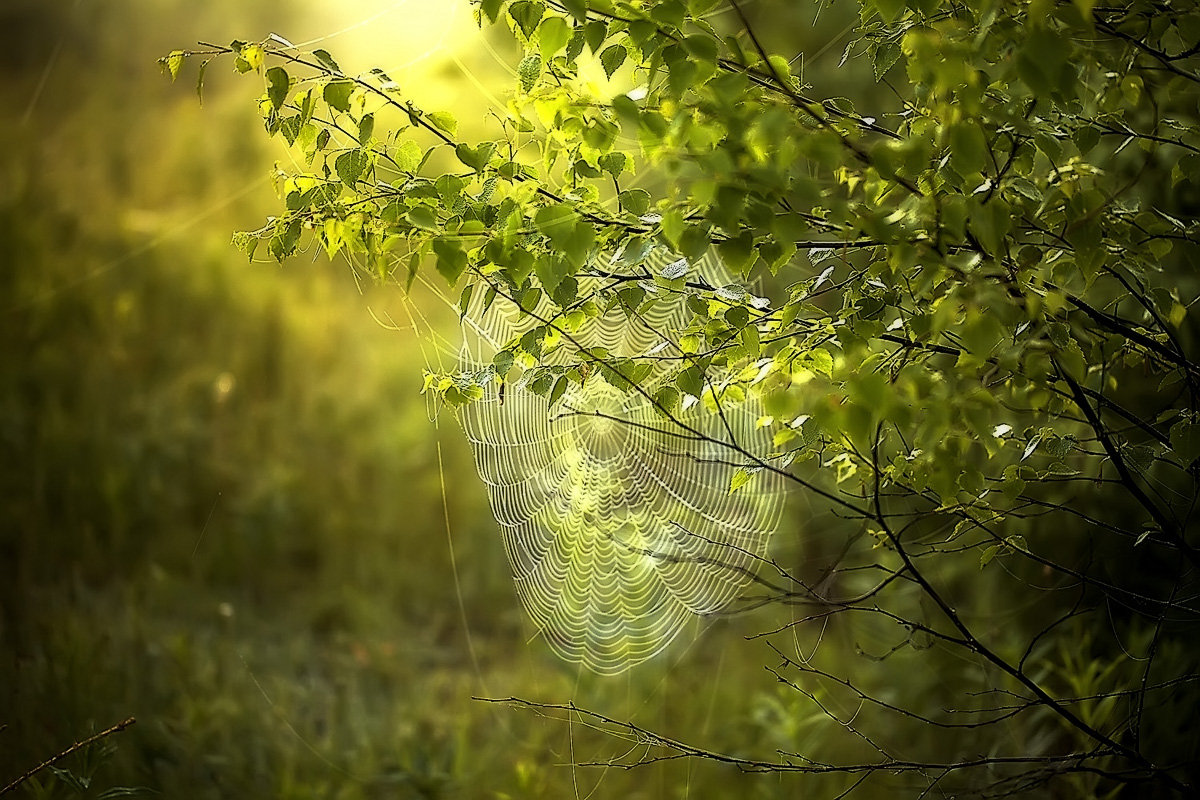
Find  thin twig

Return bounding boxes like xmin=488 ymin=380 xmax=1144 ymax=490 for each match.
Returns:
xmin=0 ymin=718 xmax=137 ymax=796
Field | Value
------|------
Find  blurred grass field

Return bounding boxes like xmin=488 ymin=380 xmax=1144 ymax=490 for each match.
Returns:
xmin=0 ymin=3 xmax=868 ymax=798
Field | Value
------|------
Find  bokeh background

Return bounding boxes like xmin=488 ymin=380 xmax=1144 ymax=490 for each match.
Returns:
xmin=0 ymin=2 xmax=882 ymax=798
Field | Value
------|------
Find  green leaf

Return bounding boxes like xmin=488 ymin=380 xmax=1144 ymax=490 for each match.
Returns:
xmin=682 ymin=34 xmax=718 ymax=63
xmin=618 ymin=189 xmax=651 ymax=215
xmin=232 ymin=231 xmax=258 ymax=262
xmin=278 ymin=115 xmax=303 ymax=145
xmin=549 ymin=375 xmax=569 ymax=406
xmin=428 ymin=111 xmax=458 ymax=136
xmin=458 ymin=283 xmax=474 ymax=320
xmin=717 ymin=231 xmax=755 ymax=276
xmin=323 ymin=80 xmax=354 ymax=112
xmin=393 ymin=140 xmax=424 ymax=172
xmin=807 ymin=349 xmax=834 ymax=377
xmin=296 ymin=122 xmax=320 ymax=154
xmin=677 ymin=364 xmax=705 ymax=397
xmin=312 ymin=49 xmax=342 ymax=74
xmin=600 ymin=44 xmax=627 ymax=78
xmin=455 ymin=142 xmax=496 ymax=171
xmin=481 ymin=0 xmax=506 ymax=23
xmin=679 ymin=226 xmax=709 ymax=262
xmin=164 ymin=50 xmax=185 ymax=80
xmin=868 ymin=40 xmax=901 ymax=80
xmin=335 ymin=149 xmax=368 ymax=186
xmin=562 ymin=0 xmax=588 ymax=22
xmin=1016 ymin=28 xmax=1068 ymax=96
xmin=598 ymin=152 xmax=627 ymax=177
xmin=535 ymin=203 xmax=577 ymax=248
xmin=533 ymin=252 xmax=569 ymax=292
xmin=406 ymin=205 xmax=438 ymax=231
xmin=968 ymin=198 xmax=1011 ymax=256
xmin=265 ymin=66 xmax=289 ymax=111
xmin=660 ymin=209 xmax=685 ymax=249
xmin=358 ymin=113 xmax=375 ymax=143
xmin=948 ymin=121 xmax=989 ymax=175
xmin=509 ymin=0 xmax=546 ymax=37
xmin=584 ymin=19 xmax=608 ymax=52
xmin=433 ymin=237 xmax=469 ymax=285
xmin=564 ymin=219 xmax=595 ymax=268
xmin=650 ymin=0 xmax=686 ymax=28
xmin=538 ymin=16 xmax=570 ymax=59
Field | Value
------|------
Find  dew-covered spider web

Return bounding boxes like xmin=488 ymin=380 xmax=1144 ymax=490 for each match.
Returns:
xmin=456 ymin=247 xmax=786 ymax=675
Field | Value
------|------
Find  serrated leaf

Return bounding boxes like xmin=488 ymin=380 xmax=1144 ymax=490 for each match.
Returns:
xmin=618 ymin=189 xmax=651 ymax=215
xmin=869 ymin=40 xmax=900 ymax=80
xmin=164 ymin=50 xmax=185 ymax=80
xmin=335 ymin=149 xmax=368 ymax=186
xmin=509 ymin=0 xmax=546 ymax=37
xmin=296 ymin=122 xmax=319 ymax=153
xmin=549 ymin=375 xmax=568 ymax=405
xmin=807 ymin=348 xmax=834 ymax=377
xmin=428 ymin=111 xmax=458 ymax=136
xmin=534 ymin=252 xmax=568 ymax=292
xmin=598 ymin=151 xmax=627 ymax=177
xmin=600 ymin=44 xmax=627 ymax=78
xmin=393 ymin=140 xmax=424 ymax=172
xmin=312 ymin=49 xmax=342 ymax=74
xmin=584 ymin=19 xmax=608 ymax=52
xmin=677 ymin=364 xmax=705 ymax=397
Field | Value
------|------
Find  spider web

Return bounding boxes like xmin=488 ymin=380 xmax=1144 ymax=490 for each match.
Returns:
xmin=457 ymin=247 xmax=786 ymax=674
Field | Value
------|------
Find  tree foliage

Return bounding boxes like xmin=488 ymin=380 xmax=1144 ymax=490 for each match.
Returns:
xmin=166 ymin=0 xmax=1200 ymax=795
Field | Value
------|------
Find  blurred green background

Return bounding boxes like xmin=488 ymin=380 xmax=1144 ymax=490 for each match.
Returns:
xmin=0 ymin=3 xmax=874 ymax=798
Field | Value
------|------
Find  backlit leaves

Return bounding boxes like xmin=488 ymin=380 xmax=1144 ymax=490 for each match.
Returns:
xmin=179 ymin=0 xmax=1200 ymax=563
